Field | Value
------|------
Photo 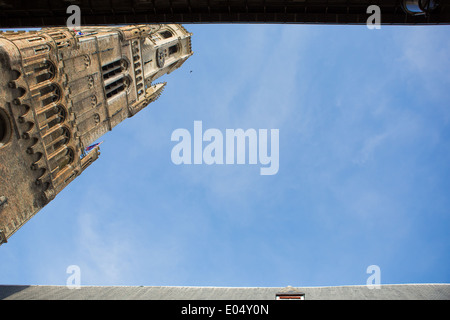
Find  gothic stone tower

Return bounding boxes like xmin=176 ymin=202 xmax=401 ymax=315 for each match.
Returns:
xmin=0 ymin=24 xmax=193 ymax=245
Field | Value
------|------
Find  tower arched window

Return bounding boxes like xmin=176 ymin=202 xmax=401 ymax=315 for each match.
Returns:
xmin=168 ymin=45 xmax=179 ymax=56
xmin=159 ymin=31 xmax=173 ymax=39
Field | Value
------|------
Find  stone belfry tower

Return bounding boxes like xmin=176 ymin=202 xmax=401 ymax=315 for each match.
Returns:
xmin=0 ymin=24 xmax=193 ymax=245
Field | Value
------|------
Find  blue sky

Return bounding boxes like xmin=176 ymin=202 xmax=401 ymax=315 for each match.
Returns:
xmin=1 ymin=24 xmax=449 ymax=288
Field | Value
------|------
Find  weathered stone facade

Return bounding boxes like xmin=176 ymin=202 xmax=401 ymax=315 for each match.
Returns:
xmin=0 ymin=24 xmax=193 ymax=245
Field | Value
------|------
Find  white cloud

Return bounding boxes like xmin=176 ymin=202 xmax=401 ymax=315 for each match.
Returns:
xmin=394 ymin=26 xmax=450 ymax=122
xmin=353 ymin=131 xmax=389 ymax=165
xmin=76 ymin=208 xmax=135 ymax=284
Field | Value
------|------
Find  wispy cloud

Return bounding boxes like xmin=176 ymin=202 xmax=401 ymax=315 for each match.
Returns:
xmin=353 ymin=132 xmax=389 ymax=165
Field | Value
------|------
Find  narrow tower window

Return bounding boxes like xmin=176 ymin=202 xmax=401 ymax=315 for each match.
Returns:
xmin=0 ymin=108 xmax=12 ymax=148
xmin=34 ymin=61 xmax=56 ymax=84
xmin=102 ymin=59 xmax=127 ymax=80
xmin=105 ymin=76 xmax=127 ymax=99
xmin=168 ymin=45 xmax=178 ymax=55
